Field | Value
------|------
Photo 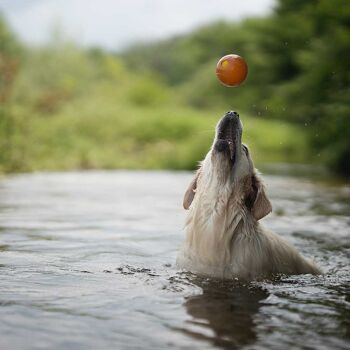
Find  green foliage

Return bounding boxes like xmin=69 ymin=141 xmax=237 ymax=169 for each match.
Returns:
xmin=16 ymin=105 xmax=307 ymax=171
xmin=126 ymin=75 xmax=169 ymax=107
xmin=13 ymin=45 xmax=107 ymax=112
xmin=0 ymin=15 xmax=24 ymax=172
xmin=1 ymin=80 xmax=307 ymax=171
xmin=0 ymin=15 xmax=21 ymax=60
xmin=124 ymin=0 xmax=350 ymax=175
xmin=1 ymin=4 xmax=348 ymax=174
xmin=264 ymin=0 xmax=350 ymax=174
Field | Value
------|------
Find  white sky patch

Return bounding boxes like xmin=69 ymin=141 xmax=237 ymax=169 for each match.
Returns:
xmin=0 ymin=0 xmax=274 ymax=51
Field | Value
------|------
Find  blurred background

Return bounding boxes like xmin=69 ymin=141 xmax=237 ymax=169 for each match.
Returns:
xmin=0 ymin=0 xmax=349 ymax=176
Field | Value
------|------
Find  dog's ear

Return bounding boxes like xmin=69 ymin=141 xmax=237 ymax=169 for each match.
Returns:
xmin=246 ymin=173 xmax=272 ymax=220
xmin=183 ymin=168 xmax=201 ymax=210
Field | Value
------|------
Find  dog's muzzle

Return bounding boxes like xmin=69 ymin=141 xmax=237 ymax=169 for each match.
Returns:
xmin=215 ymin=111 xmax=242 ymax=162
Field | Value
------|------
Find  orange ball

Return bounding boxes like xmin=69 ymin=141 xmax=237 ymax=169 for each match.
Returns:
xmin=216 ymin=54 xmax=248 ymax=87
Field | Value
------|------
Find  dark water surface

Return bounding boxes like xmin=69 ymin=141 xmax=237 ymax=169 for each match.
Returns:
xmin=0 ymin=171 xmax=349 ymax=350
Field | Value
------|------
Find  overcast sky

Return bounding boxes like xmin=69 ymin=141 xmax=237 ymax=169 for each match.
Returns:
xmin=0 ymin=0 xmax=274 ymax=50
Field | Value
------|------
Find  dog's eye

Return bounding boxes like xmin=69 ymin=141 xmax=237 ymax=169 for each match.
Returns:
xmin=242 ymin=145 xmax=249 ymax=155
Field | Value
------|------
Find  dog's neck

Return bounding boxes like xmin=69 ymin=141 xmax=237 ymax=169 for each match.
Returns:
xmin=184 ymin=185 xmax=260 ymax=266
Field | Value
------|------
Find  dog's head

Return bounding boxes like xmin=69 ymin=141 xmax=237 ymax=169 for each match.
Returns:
xmin=183 ymin=111 xmax=272 ymax=221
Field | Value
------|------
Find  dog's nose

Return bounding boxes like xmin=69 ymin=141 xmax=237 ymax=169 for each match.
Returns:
xmin=225 ymin=111 xmax=240 ymax=119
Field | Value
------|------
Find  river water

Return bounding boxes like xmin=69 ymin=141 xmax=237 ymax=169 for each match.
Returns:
xmin=0 ymin=171 xmax=349 ymax=350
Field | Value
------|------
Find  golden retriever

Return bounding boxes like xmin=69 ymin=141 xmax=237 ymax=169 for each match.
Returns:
xmin=177 ymin=111 xmax=321 ymax=280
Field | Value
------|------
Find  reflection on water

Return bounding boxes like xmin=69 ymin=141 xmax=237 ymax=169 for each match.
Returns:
xmin=180 ymin=279 xmax=269 ymax=349
xmin=0 ymin=170 xmax=349 ymax=350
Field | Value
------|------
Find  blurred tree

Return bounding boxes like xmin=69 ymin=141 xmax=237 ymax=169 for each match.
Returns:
xmin=0 ymin=14 xmax=20 ymax=102
xmin=0 ymin=14 xmax=24 ymax=172
xmin=124 ymin=0 xmax=350 ymax=175
xmin=263 ymin=0 xmax=350 ymax=175
xmin=0 ymin=3 xmax=349 ymax=175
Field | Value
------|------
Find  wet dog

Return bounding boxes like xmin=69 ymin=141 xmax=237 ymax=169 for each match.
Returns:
xmin=177 ymin=111 xmax=321 ymax=280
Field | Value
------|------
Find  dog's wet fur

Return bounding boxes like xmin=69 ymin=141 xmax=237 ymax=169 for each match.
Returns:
xmin=177 ymin=111 xmax=321 ymax=280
